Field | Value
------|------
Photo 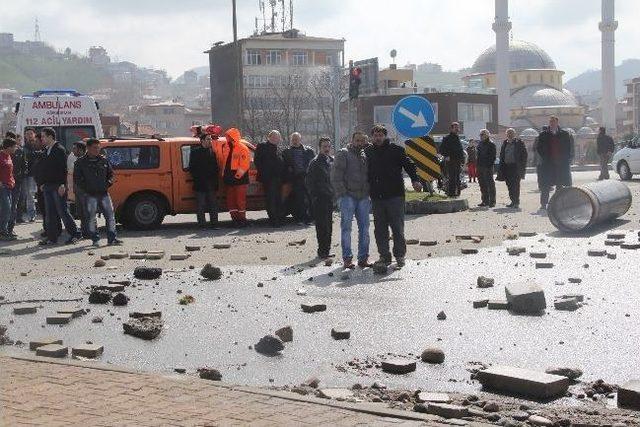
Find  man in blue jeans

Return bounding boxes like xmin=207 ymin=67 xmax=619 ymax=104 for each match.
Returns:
xmin=38 ymin=127 xmax=80 ymax=246
xmin=74 ymin=138 xmax=122 ymax=246
xmin=330 ymin=131 xmax=372 ymax=269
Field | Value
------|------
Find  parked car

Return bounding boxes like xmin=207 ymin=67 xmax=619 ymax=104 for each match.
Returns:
xmin=612 ymin=137 xmax=640 ymax=180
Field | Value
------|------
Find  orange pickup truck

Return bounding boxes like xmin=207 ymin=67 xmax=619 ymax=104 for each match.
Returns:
xmin=99 ymin=136 xmax=267 ymax=229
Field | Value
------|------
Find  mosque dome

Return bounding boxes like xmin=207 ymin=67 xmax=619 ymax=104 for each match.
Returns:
xmin=511 ymin=85 xmax=578 ymax=108
xmin=520 ymin=128 xmax=539 ymax=139
xmin=471 ymin=40 xmax=557 ymax=74
xmin=577 ymin=126 xmax=596 ymax=136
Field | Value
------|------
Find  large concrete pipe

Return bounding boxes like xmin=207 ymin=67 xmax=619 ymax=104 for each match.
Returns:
xmin=548 ymin=181 xmax=632 ymax=232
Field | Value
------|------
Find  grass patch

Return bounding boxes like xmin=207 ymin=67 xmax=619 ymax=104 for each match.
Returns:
xmin=405 ymin=191 xmax=449 ymax=202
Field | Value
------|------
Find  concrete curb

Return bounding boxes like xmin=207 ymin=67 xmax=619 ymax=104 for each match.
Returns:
xmin=406 ymin=198 xmax=469 ymax=215
xmin=1 ymin=354 xmax=493 ymax=425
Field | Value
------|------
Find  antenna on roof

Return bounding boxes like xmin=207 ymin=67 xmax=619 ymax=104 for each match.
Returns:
xmin=34 ymin=17 xmax=41 ymax=42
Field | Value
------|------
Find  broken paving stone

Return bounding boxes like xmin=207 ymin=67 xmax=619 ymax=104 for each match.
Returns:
xmin=519 ymin=231 xmax=537 ymax=237
xmin=254 ymin=335 xmax=284 ymax=355
xmin=607 ymin=232 xmax=626 ymax=240
xmin=461 ymin=248 xmax=478 ymax=255
xmin=274 ymin=326 xmax=293 ymax=343
xmin=123 ymin=317 xmax=163 ymax=340
xmin=535 ymin=262 xmax=554 ymax=269
xmin=420 ymin=240 xmax=438 ymax=246
xmin=381 ymin=359 xmax=416 ymax=374
xmin=476 ymin=365 xmax=570 ymax=399
xmin=554 ymin=297 xmax=581 ymax=311
xmin=621 ymin=242 xmax=640 ymax=250
xmin=545 ymin=367 xmax=583 ymax=380
xmin=507 ymin=247 xmax=526 ymax=256
xmin=488 ymin=299 xmax=510 ymax=310
xmin=29 ymin=337 xmax=63 ymax=351
xmin=35 ymin=344 xmax=68 ymax=358
xmin=318 ymin=388 xmax=354 ymax=400
xmin=406 ymin=239 xmax=419 ymax=245
xmin=605 ymin=240 xmax=622 ymax=246
xmin=185 ymin=245 xmax=201 ymax=252
xmin=416 ymin=392 xmax=451 ymax=403
xmin=200 ymin=264 xmax=222 ymax=280
xmin=94 ymin=259 xmax=106 ymax=267
xmin=506 ymin=283 xmax=546 ymax=314
xmin=473 ymin=299 xmax=489 ymax=308
xmin=72 ymin=344 xmax=104 ymax=359
xmin=213 ymin=243 xmax=231 ymax=249
xmin=13 ymin=306 xmax=38 ymax=315
xmin=198 ymin=368 xmax=222 ymax=381
xmin=528 ymin=415 xmax=554 ymax=427
xmin=112 ymin=293 xmax=129 ymax=306
xmin=330 ymin=328 xmax=350 ymax=340
xmin=129 ymin=253 xmax=146 ymax=260
xmin=560 ymin=294 xmax=584 ymax=303
xmin=174 ymin=368 xmax=186 ymax=374
xmin=133 ymin=267 xmax=162 ymax=280
xmin=483 ymin=401 xmax=500 ymax=412
xmin=608 ymin=253 xmax=617 ymax=260
xmin=169 ymin=254 xmax=190 ymax=261
xmin=421 ymin=347 xmax=445 ymax=364
xmin=46 ymin=314 xmax=73 ymax=325
xmin=109 ymin=252 xmax=129 ymax=259
xmin=529 ymin=252 xmax=547 ymax=259
xmin=477 ymin=276 xmax=494 ymax=288
xmin=129 ymin=310 xmax=161 ymax=319
xmin=568 ymin=278 xmax=582 ymax=284
xmin=88 ymin=289 xmax=112 ymax=304
xmin=587 ymin=249 xmax=607 ymax=257
xmin=436 ymin=311 xmax=447 ymax=320
xmin=91 ymin=316 xmax=103 ymax=323
xmin=301 ymin=302 xmax=326 ymax=313
xmin=618 ymin=380 xmax=640 ymax=410
xmin=417 ymin=403 xmax=469 ymax=419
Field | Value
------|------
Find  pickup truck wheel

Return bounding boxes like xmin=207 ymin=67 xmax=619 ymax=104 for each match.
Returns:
xmin=126 ymin=194 xmax=166 ymax=230
xmin=618 ymin=161 xmax=633 ymax=181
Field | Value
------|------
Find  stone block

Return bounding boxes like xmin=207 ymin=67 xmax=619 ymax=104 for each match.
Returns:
xmin=587 ymin=249 xmax=607 ymax=257
xmin=621 ymin=242 xmax=640 ymax=250
xmin=618 ymin=380 xmax=640 ymax=410
xmin=488 ymin=300 xmax=510 ymax=310
xmin=330 ymin=328 xmax=350 ymax=340
xmin=420 ymin=240 xmax=438 ymax=246
xmin=318 ymin=388 xmax=354 ymax=400
xmin=473 ymin=299 xmax=489 ymax=308
xmin=274 ymin=326 xmax=293 ymax=342
xmin=461 ymin=248 xmax=478 ymax=255
xmin=507 ymin=247 xmax=526 ymax=256
xmin=505 ymin=283 xmax=546 ymax=314
xmin=554 ymin=298 xmax=580 ymax=311
xmin=416 ymin=392 xmax=451 ymax=403
xmin=35 ymin=344 xmax=68 ymax=358
xmin=476 ymin=365 xmax=570 ymax=399
xmin=477 ymin=276 xmax=494 ymax=288
xmin=381 ymin=359 xmax=416 ymax=374
xmin=94 ymin=283 xmax=125 ymax=292
xmin=129 ymin=253 xmax=146 ymax=260
xmin=535 ymin=262 xmax=554 ymax=269
xmin=72 ymin=344 xmax=104 ymax=358
xmin=607 ymin=232 xmax=626 ymax=240
xmin=56 ymin=307 xmax=85 ymax=318
xmin=605 ymin=240 xmax=622 ymax=246
xmin=13 ymin=306 xmax=38 ymax=315
xmin=29 ymin=337 xmax=62 ymax=351
xmin=185 ymin=245 xmax=201 ymax=252
xmin=129 ymin=310 xmax=162 ymax=319
xmin=529 ymin=252 xmax=547 ymax=259
xmin=46 ymin=314 xmax=73 ymax=325
xmin=109 ymin=252 xmax=129 ymax=259
xmin=426 ymin=403 xmax=469 ymax=419
xmin=213 ymin=244 xmax=231 ymax=249
xmin=170 ymin=254 xmax=190 ymax=260
xmin=301 ymin=302 xmax=326 ymax=313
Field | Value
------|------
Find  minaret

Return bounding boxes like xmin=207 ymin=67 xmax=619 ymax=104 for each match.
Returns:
xmin=493 ymin=0 xmax=512 ymax=128
xmin=600 ymin=0 xmax=617 ymax=132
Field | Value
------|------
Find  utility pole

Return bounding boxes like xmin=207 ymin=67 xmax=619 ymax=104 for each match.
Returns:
xmin=232 ymin=0 xmax=243 ymax=129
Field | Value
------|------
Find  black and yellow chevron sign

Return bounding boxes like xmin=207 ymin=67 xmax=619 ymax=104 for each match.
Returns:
xmin=405 ymin=136 xmax=441 ymax=181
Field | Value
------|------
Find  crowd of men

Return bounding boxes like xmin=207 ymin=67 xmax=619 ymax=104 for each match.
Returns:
xmin=0 ymin=127 xmax=121 ymax=245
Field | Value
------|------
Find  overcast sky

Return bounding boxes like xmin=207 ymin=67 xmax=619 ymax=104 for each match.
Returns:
xmin=2 ymin=0 xmax=638 ymax=79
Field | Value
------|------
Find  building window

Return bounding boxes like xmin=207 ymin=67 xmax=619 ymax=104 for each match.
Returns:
xmin=292 ymin=51 xmax=308 ymax=66
xmin=246 ymin=50 xmax=261 ymax=65
xmin=458 ymin=103 xmax=492 ymax=123
xmin=325 ymin=54 xmax=334 ymax=66
xmin=265 ymin=50 xmax=283 ymax=65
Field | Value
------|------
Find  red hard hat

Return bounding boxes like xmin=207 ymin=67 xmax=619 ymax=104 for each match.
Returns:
xmin=203 ymin=124 xmax=223 ymax=136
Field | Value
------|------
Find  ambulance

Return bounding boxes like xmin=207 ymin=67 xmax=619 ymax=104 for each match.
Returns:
xmin=15 ymin=89 xmax=103 ymax=151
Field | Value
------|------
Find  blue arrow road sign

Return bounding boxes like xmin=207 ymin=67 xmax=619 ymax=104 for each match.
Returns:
xmin=392 ymin=95 xmax=435 ymax=138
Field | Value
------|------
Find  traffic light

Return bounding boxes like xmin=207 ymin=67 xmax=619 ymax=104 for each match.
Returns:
xmin=349 ymin=66 xmax=362 ymax=99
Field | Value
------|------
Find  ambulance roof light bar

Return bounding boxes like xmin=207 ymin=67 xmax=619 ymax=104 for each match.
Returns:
xmin=32 ymin=89 xmax=83 ymax=97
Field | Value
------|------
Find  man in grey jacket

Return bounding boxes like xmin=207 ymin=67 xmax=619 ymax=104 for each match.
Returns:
xmin=330 ymin=131 xmax=371 ymax=269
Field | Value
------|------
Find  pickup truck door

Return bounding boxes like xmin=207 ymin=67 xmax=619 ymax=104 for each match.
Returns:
xmin=173 ymin=143 xmax=199 ymax=214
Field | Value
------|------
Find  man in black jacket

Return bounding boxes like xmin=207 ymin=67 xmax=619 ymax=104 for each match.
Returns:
xmin=254 ymin=130 xmax=286 ymax=227
xmin=476 ymin=129 xmax=497 ymax=207
xmin=536 ymin=116 xmax=574 ymax=212
xmin=497 ymin=128 xmax=528 ymax=209
xmin=439 ymin=122 xmax=465 ymax=197
xmin=21 ymin=127 xmax=37 ymax=222
xmin=39 ymin=127 xmax=79 ymax=245
xmin=306 ymin=137 xmax=334 ymax=260
xmin=596 ymin=127 xmax=614 ymax=180
xmin=366 ymin=124 xmax=421 ymax=268
xmin=188 ymin=133 xmax=219 ymax=228
xmin=283 ymin=132 xmax=315 ymax=224
xmin=74 ymin=138 xmax=121 ymax=246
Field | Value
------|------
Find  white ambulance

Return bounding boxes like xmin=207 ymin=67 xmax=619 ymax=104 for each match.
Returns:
xmin=15 ymin=89 xmax=103 ymax=151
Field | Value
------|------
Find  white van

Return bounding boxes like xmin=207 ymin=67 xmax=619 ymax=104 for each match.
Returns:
xmin=15 ymin=89 xmax=103 ymax=151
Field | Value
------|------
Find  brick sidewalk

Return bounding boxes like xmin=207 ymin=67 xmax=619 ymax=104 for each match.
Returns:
xmin=0 ymin=355 xmax=471 ymax=427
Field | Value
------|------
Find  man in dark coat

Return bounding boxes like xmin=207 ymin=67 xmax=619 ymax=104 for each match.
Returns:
xmin=439 ymin=122 xmax=465 ymax=197
xmin=497 ymin=128 xmax=528 ymax=209
xmin=596 ymin=126 xmax=615 ymax=180
xmin=283 ymin=132 xmax=315 ymax=224
xmin=254 ymin=130 xmax=286 ymax=227
xmin=366 ymin=124 xmax=422 ymax=268
xmin=305 ymin=137 xmax=334 ymax=260
xmin=536 ymin=116 xmax=574 ymax=211
xmin=476 ymin=129 xmax=497 ymax=207
xmin=188 ymin=133 xmax=219 ymax=228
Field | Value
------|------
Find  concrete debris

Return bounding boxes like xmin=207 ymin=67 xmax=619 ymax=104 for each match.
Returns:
xmin=476 ymin=365 xmax=570 ymax=399
xmin=330 ymin=328 xmax=350 ymax=340
xmin=477 ymin=276 xmax=494 ymax=288
xmin=483 ymin=401 xmax=500 ymax=412
xmin=507 ymin=247 xmax=526 ymax=256
xmin=169 ymin=254 xmax=190 ymax=261
xmin=505 ymin=283 xmax=546 ymax=314
xmin=303 ymin=377 xmax=320 ymax=388
xmin=275 ymin=326 xmax=293 ymax=343
xmin=93 ymin=259 xmax=106 ymax=267
xmin=421 ymin=347 xmax=445 ymax=364
xmin=621 ymin=242 xmax=640 ymax=250
xmin=535 ymin=262 xmax=554 ymax=269
xmin=528 ymin=415 xmax=554 ymax=426
xmin=91 ymin=316 xmax=103 ymax=323
xmin=519 ymin=231 xmax=537 ymax=237
xmin=296 ymin=288 xmax=307 ymax=296
xmin=415 ymin=402 xmax=469 ymax=419
xmin=35 ymin=344 xmax=68 ymax=358
xmin=607 ymin=232 xmax=626 ymax=239
xmin=29 ymin=337 xmax=62 ymax=351
xmin=318 ymin=388 xmax=354 ymax=400
xmin=605 ymin=240 xmax=622 ymax=246
xmin=419 ymin=240 xmax=437 ymax=246
xmin=185 ymin=245 xmax=201 ymax=252
xmin=587 ymin=249 xmax=607 ymax=257
xmin=254 ymin=334 xmax=284 ymax=355
xmin=416 ymin=392 xmax=451 ymax=403
xmin=381 ymin=359 xmax=416 ymax=374
xmin=112 ymin=293 xmax=129 ymax=306
xmin=529 ymin=252 xmax=547 ymax=259
xmin=461 ymin=248 xmax=478 ymax=254
xmin=436 ymin=311 xmax=447 ymax=320
xmin=72 ymin=344 xmax=104 ymax=359
xmin=123 ymin=317 xmax=163 ymax=340
xmin=129 ymin=310 xmax=162 ymax=319
xmin=88 ymin=289 xmax=112 ymax=304
xmin=406 ymin=239 xmax=419 ymax=245
xmin=109 ymin=252 xmax=129 ymax=259
xmin=554 ymin=297 xmax=581 ymax=311
xmin=608 ymin=253 xmax=617 ymax=260
xmin=488 ymin=300 xmax=510 ymax=310
xmin=133 ymin=267 xmax=162 ymax=280
xmin=545 ymin=367 xmax=583 ymax=380
xmin=13 ymin=306 xmax=38 ymax=315
xmin=198 ymin=368 xmax=222 ymax=381
xmin=568 ymin=278 xmax=582 ymax=284
xmin=46 ymin=314 xmax=73 ymax=325
xmin=473 ymin=299 xmax=489 ymax=308
xmin=301 ymin=302 xmax=326 ymax=313
xmin=200 ymin=264 xmax=222 ymax=280
xmin=618 ymin=380 xmax=640 ymax=410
